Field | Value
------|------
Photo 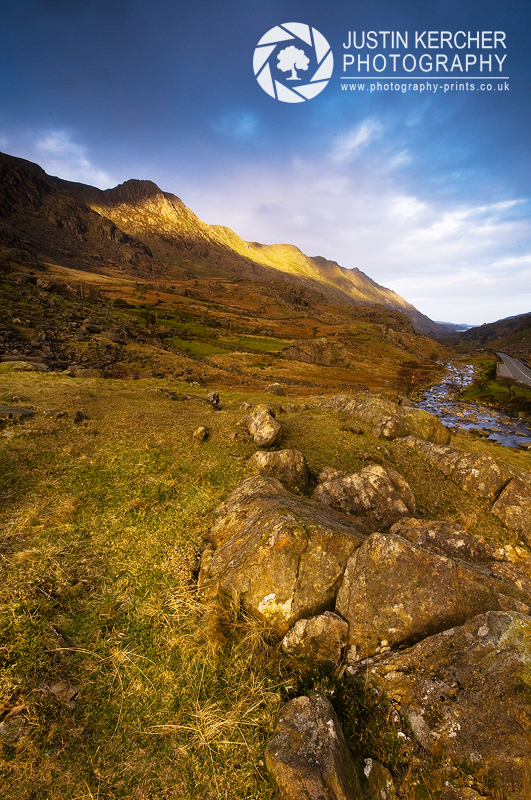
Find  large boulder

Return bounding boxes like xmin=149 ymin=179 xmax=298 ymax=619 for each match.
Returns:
xmin=198 ymin=477 xmax=369 ymax=636
xmin=265 ymin=693 xmax=363 ymax=800
xmin=239 ymin=406 xmax=283 ymax=447
xmin=368 ymin=611 xmax=531 ymax=800
xmin=401 ymin=436 xmax=513 ymax=501
xmin=313 ymin=464 xmax=415 ymax=531
xmin=491 ymin=477 xmax=531 ymax=545
xmin=247 ymin=449 xmax=310 ymax=494
xmin=322 ymin=393 xmax=451 ymax=445
xmin=282 ymin=338 xmax=353 ymax=368
xmin=280 ymin=611 xmax=348 ymax=669
xmin=335 ymin=531 xmax=529 ymax=659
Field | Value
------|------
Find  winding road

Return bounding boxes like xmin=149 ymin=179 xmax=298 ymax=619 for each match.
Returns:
xmin=496 ymin=352 xmax=531 ymax=388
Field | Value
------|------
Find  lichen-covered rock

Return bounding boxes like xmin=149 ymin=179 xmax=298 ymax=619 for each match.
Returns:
xmin=265 ymin=693 xmax=363 ymax=800
xmin=265 ymin=383 xmax=287 ymax=396
xmin=282 ymin=338 xmax=353 ymax=369
xmin=313 ymin=464 xmax=415 ymax=531
xmin=335 ymin=531 xmax=526 ymax=659
xmin=491 ymin=477 xmax=531 ymax=545
xmin=363 ymin=759 xmax=398 ymax=800
xmin=322 ymin=393 xmax=451 ymax=445
xmin=280 ymin=612 xmax=348 ymax=669
xmin=401 ymin=436 xmax=513 ymax=501
xmin=247 ymin=449 xmax=309 ymax=494
xmin=198 ymin=476 xmax=369 ymax=635
xmin=240 ymin=405 xmax=283 ymax=447
xmin=368 ymin=611 xmax=531 ymax=800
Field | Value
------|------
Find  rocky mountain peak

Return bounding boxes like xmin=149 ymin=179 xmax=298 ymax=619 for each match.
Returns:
xmin=101 ymin=179 xmax=165 ymax=207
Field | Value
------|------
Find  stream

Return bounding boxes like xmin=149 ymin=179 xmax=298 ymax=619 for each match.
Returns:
xmin=415 ymin=361 xmax=531 ymax=450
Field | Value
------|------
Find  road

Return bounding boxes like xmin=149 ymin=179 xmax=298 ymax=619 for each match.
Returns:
xmin=496 ymin=352 xmax=531 ymax=388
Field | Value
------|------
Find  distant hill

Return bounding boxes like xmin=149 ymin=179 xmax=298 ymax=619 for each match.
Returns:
xmin=0 ymin=150 xmax=445 ymax=335
xmin=452 ymin=312 xmax=531 ymax=360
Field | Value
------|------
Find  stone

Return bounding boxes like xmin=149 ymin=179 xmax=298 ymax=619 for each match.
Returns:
xmin=265 ymin=693 xmax=363 ymax=800
xmin=247 ymin=449 xmax=310 ymax=494
xmin=68 ymin=367 xmax=103 ymax=378
xmin=1 ymin=360 xmax=48 ymax=371
xmin=192 ymin=426 xmax=208 ymax=442
xmin=363 ymin=759 xmax=398 ymax=800
xmin=240 ymin=405 xmax=283 ymax=448
xmin=323 ymin=393 xmax=451 ymax=445
xmin=401 ymin=437 xmax=513 ymax=501
xmin=265 ymin=383 xmax=287 ymax=396
xmin=0 ymin=715 xmax=26 ymax=745
xmin=198 ymin=476 xmax=369 ymax=636
xmin=73 ymin=410 xmax=89 ymax=423
xmin=0 ymin=405 xmax=36 ymax=421
xmin=368 ymin=611 xmax=531 ymax=800
xmin=313 ymin=464 xmax=415 ymax=531
xmin=335 ymin=531 xmax=525 ymax=659
xmin=205 ymin=391 xmax=220 ymax=407
xmin=491 ymin=478 xmax=531 ymax=545
xmin=280 ymin=612 xmax=348 ymax=669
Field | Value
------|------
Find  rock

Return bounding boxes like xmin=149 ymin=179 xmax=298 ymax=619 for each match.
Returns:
xmin=68 ymin=367 xmax=103 ymax=378
xmin=192 ymin=426 xmax=208 ymax=442
xmin=0 ymin=405 xmax=36 ymax=421
xmin=247 ymin=449 xmax=310 ymax=494
xmin=43 ymin=409 xmax=68 ymax=420
xmin=323 ymin=393 xmax=451 ymax=445
xmin=240 ymin=405 xmax=283 ymax=448
xmin=491 ymin=477 xmax=531 ymax=545
xmin=1 ymin=360 xmax=48 ymax=371
xmin=198 ymin=476 xmax=369 ymax=636
xmin=401 ymin=437 xmax=513 ymax=501
xmin=335 ymin=531 xmax=525 ymax=659
xmin=205 ymin=391 xmax=220 ymax=407
xmin=282 ymin=338 xmax=354 ymax=369
xmin=0 ymin=715 xmax=26 ymax=745
xmin=434 ymin=789 xmax=484 ymax=800
xmin=363 ymin=759 xmax=398 ymax=800
xmin=280 ymin=612 xmax=348 ymax=669
xmin=73 ymin=410 xmax=89 ymax=423
xmin=265 ymin=693 xmax=363 ymax=800
xmin=265 ymin=383 xmax=286 ymax=396
xmin=368 ymin=611 xmax=531 ymax=800
xmin=313 ymin=465 xmax=415 ymax=531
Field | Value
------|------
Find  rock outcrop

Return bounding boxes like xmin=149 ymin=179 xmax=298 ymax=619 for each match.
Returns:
xmin=247 ymin=449 xmax=309 ymax=494
xmin=322 ymin=393 xmax=451 ymax=444
xmin=368 ymin=611 xmax=531 ymax=800
xmin=312 ymin=464 xmax=415 ymax=531
xmin=335 ymin=531 xmax=528 ymax=660
xmin=401 ymin=436 xmax=531 ymax=542
xmin=265 ymin=693 xmax=363 ymax=800
xmin=198 ymin=476 xmax=368 ymax=635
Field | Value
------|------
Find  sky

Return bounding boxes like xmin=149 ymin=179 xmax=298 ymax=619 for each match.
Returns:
xmin=0 ymin=0 xmax=530 ymax=326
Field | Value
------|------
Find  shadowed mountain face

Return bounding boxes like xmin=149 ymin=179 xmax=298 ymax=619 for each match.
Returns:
xmin=0 ymin=150 xmax=443 ymax=333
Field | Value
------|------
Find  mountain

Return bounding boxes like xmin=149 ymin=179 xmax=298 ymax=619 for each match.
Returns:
xmin=453 ymin=312 xmax=531 ymax=360
xmin=0 ymin=150 xmax=444 ymax=335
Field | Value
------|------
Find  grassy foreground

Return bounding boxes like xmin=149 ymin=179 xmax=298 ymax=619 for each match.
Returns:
xmin=0 ymin=370 xmax=525 ymax=799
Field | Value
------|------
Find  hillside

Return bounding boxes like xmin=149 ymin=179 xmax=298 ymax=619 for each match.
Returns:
xmin=0 ymin=150 xmax=444 ymax=335
xmin=455 ymin=312 xmax=531 ymax=361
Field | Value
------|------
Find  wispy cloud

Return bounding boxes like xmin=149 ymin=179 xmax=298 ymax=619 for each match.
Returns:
xmin=211 ymin=110 xmax=258 ymax=140
xmin=329 ymin=120 xmax=380 ymax=163
xmin=34 ymin=130 xmax=112 ymax=187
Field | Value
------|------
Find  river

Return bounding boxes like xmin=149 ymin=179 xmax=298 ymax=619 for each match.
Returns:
xmin=415 ymin=361 xmax=531 ymax=450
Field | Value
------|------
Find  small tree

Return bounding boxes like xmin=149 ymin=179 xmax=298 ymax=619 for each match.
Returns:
xmin=277 ymin=46 xmax=309 ymax=80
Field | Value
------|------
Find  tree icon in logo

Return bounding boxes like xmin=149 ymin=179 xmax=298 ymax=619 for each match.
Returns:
xmin=277 ymin=46 xmax=310 ymax=81
xmin=253 ymin=22 xmax=333 ymax=103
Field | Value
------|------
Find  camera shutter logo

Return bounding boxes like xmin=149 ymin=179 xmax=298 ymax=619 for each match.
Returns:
xmin=253 ymin=22 xmax=333 ymax=103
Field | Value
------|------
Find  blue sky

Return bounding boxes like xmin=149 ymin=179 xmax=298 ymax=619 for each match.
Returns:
xmin=0 ymin=0 xmax=529 ymax=325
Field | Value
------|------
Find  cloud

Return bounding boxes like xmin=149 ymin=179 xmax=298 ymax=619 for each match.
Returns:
xmin=329 ymin=120 xmax=380 ymax=163
xmin=34 ymin=130 xmax=112 ymax=187
xmin=211 ymin=110 xmax=258 ymax=140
